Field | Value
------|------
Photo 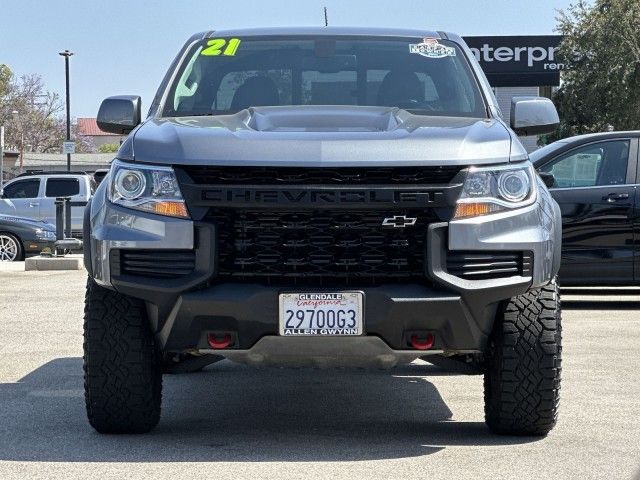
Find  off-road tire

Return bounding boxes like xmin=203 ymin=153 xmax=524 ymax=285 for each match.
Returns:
xmin=484 ymin=279 xmax=561 ymax=436
xmin=83 ymin=278 xmax=162 ymax=433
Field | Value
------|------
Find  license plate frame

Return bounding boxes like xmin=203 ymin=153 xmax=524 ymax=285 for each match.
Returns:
xmin=278 ymin=292 xmax=364 ymax=336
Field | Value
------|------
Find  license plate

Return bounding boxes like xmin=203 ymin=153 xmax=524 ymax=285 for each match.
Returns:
xmin=279 ymin=292 xmax=363 ymax=336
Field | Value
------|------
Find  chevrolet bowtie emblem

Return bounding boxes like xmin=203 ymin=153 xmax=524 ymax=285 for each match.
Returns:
xmin=381 ymin=215 xmax=418 ymax=228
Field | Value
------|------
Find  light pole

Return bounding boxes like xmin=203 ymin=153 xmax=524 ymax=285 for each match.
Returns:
xmin=59 ymin=50 xmax=73 ymax=171
xmin=11 ymin=110 xmax=24 ymax=174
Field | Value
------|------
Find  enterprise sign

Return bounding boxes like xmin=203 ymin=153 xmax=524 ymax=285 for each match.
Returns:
xmin=463 ymin=36 xmax=564 ymax=87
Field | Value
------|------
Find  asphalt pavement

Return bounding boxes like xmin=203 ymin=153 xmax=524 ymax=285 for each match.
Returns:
xmin=0 ymin=266 xmax=639 ymax=479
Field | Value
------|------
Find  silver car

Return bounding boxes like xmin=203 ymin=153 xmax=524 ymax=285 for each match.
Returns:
xmin=0 ymin=172 xmax=94 ymax=235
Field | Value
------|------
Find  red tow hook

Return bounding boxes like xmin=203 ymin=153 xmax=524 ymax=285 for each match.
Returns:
xmin=207 ymin=333 xmax=233 ymax=349
xmin=410 ymin=333 xmax=435 ymax=350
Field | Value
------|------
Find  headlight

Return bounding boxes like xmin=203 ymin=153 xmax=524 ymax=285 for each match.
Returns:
xmin=35 ymin=229 xmax=56 ymax=241
xmin=497 ymin=169 xmax=530 ymax=202
xmin=454 ymin=163 xmax=536 ymax=219
xmin=114 ymin=169 xmax=147 ymax=200
xmin=108 ymin=160 xmax=189 ymax=218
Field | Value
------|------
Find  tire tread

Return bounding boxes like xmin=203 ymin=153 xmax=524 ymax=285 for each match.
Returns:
xmin=484 ymin=280 xmax=562 ymax=436
xmin=83 ymin=278 xmax=162 ymax=433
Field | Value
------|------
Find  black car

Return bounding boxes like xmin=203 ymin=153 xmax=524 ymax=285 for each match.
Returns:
xmin=0 ymin=214 xmax=57 ymax=261
xmin=531 ymin=131 xmax=640 ymax=285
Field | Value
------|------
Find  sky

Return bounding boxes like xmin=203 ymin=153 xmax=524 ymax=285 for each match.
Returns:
xmin=0 ymin=0 xmax=575 ymax=118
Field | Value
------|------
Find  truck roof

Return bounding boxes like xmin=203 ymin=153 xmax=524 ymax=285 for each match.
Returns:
xmin=16 ymin=170 xmax=90 ymax=178
xmin=196 ymin=26 xmax=457 ymax=42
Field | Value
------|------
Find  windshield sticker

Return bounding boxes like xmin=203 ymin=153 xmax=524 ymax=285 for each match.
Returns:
xmin=409 ymin=38 xmax=456 ymax=58
xmin=201 ymin=38 xmax=241 ymax=56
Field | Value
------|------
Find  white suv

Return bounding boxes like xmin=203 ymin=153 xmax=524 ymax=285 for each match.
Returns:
xmin=0 ymin=172 xmax=95 ymax=235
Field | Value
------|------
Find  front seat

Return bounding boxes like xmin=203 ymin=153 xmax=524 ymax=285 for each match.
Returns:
xmin=598 ymin=142 xmax=629 ymax=185
xmin=230 ymin=76 xmax=280 ymax=111
xmin=376 ymin=70 xmax=424 ymax=107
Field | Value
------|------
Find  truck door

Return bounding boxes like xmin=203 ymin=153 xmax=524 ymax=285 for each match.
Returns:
xmin=0 ymin=178 xmax=42 ymax=221
xmin=538 ymin=138 xmax=638 ymax=285
xmin=635 ymin=139 xmax=640 ymax=284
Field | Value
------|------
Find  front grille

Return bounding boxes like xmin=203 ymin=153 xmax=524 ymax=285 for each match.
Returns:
xmin=116 ymin=250 xmax=196 ymax=279
xmin=183 ymin=166 xmax=462 ymax=185
xmin=209 ymin=209 xmax=433 ymax=284
xmin=446 ymin=251 xmax=533 ymax=280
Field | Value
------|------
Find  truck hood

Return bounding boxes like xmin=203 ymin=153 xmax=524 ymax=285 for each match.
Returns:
xmin=130 ymin=106 xmax=523 ymax=167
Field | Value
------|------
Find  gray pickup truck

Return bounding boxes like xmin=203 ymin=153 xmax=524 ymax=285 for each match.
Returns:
xmin=83 ymin=27 xmax=563 ymax=436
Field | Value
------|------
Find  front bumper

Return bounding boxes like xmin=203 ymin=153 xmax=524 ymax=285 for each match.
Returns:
xmin=23 ymin=239 xmax=55 ymax=254
xmin=155 ymin=280 xmax=516 ymax=352
xmin=199 ymin=336 xmax=476 ymax=369
xmin=85 ymin=180 xmax=560 ymax=364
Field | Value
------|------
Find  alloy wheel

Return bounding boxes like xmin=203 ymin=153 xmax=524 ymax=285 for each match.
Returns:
xmin=0 ymin=234 xmax=19 ymax=262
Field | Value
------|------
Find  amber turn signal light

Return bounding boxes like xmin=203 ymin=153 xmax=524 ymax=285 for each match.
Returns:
xmin=453 ymin=202 xmax=497 ymax=219
xmin=150 ymin=201 xmax=189 ymax=218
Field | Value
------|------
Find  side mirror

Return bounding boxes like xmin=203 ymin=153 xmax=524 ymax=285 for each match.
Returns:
xmin=97 ymin=95 xmax=142 ymax=135
xmin=510 ymin=96 xmax=559 ymax=136
xmin=538 ymin=171 xmax=556 ymax=189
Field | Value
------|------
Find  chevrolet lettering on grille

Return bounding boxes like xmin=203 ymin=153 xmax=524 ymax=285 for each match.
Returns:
xmin=199 ymin=188 xmax=447 ymax=207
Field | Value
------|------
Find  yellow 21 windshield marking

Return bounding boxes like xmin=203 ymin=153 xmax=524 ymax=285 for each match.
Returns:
xmin=201 ymin=38 xmax=241 ymax=56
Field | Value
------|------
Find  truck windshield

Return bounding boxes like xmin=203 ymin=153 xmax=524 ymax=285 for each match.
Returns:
xmin=163 ymin=36 xmax=487 ymax=118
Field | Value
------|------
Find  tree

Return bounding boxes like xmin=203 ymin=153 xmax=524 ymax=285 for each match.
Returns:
xmin=98 ymin=143 xmax=119 ymax=153
xmin=0 ymin=65 xmax=92 ymax=153
xmin=0 ymin=67 xmax=65 ymax=152
xmin=554 ymin=0 xmax=640 ymax=137
xmin=0 ymin=65 xmax=11 ymax=98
